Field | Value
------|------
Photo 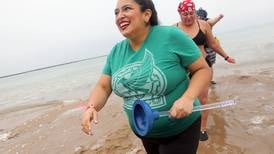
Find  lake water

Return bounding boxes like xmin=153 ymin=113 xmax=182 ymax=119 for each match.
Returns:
xmin=1 ymin=22 xmax=274 ymax=112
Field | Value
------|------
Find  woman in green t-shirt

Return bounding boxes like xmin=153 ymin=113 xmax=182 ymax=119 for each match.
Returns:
xmin=81 ymin=0 xmax=211 ymax=153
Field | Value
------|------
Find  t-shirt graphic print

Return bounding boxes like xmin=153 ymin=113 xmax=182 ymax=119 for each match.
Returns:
xmin=112 ymin=50 xmax=167 ymax=110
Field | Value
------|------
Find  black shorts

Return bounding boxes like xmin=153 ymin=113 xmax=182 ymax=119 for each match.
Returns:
xmin=205 ymin=47 xmax=216 ymax=67
xmin=140 ymin=117 xmax=201 ymax=154
xmin=205 ymin=57 xmax=213 ymax=67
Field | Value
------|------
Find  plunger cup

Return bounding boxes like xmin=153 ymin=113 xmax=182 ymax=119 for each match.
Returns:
xmin=132 ymin=100 xmax=160 ymax=137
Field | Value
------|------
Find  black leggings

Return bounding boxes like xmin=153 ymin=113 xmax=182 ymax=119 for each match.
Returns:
xmin=140 ymin=117 xmax=201 ymax=154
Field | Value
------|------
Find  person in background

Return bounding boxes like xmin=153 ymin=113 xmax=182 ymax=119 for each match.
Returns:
xmin=81 ymin=0 xmax=211 ymax=153
xmin=196 ymin=7 xmax=224 ymax=84
xmin=196 ymin=7 xmax=224 ymax=27
xmin=174 ymin=0 xmax=235 ymax=141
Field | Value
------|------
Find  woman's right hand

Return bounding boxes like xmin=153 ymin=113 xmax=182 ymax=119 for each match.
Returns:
xmin=81 ymin=106 xmax=98 ymax=135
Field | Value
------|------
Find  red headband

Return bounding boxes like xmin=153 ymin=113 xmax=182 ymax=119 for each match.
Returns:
xmin=178 ymin=0 xmax=195 ymax=13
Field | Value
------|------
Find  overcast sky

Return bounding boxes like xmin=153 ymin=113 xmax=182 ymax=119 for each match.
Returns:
xmin=1 ymin=0 xmax=274 ymax=76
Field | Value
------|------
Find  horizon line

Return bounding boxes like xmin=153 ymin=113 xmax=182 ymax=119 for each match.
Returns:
xmin=0 ymin=55 xmax=107 ymax=79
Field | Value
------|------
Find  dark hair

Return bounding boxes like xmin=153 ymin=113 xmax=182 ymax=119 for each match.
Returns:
xmin=196 ymin=7 xmax=208 ymax=21
xmin=134 ymin=0 xmax=159 ymax=26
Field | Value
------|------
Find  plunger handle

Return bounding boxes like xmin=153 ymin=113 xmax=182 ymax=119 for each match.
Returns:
xmin=158 ymin=99 xmax=236 ymax=117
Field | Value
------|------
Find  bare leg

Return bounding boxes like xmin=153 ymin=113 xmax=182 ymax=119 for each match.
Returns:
xmin=198 ymin=71 xmax=212 ymax=141
xmin=199 ymin=86 xmax=209 ymax=132
xmin=210 ymin=66 xmax=216 ymax=84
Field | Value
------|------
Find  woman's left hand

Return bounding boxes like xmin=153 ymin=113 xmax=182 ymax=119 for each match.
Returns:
xmin=169 ymin=97 xmax=194 ymax=119
xmin=226 ymin=57 xmax=236 ymax=63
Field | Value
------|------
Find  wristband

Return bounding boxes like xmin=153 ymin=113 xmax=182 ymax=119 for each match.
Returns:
xmin=84 ymin=104 xmax=96 ymax=111
xmin=224 ymin=56 xmax=229 ymax=61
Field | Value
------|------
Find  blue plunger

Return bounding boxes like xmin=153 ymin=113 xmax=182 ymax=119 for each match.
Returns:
xmin=132 ymin=100 xmax=161 ymax=136
xmin=132 ymin=99 xmax=236 ymax=136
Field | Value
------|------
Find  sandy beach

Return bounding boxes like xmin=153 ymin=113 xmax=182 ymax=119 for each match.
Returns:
xmin=1 ymin=60 xmax=274 ymax=154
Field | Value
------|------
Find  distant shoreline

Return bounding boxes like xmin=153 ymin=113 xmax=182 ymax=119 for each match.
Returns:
xmin=0 ymin=55 xmax=107 ymax=79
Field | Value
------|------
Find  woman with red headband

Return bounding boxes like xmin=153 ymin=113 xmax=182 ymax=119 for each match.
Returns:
xmin=175 ymin=0 xmax=235 ymax=141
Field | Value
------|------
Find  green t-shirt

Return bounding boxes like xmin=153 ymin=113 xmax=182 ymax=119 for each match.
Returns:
xmin=103 ymin=26 xmax=201 ymax=138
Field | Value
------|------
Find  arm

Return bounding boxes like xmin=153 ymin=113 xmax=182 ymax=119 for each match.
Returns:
xmin=207 ymin=14 xmax=224 ymax=27
xmin=170 ymin=56 xmax=211 ymax=118
xmin=185 ymin=57 xmax=211 ymax=101
xmin=86 ymin=75 xmax=112 ymax=111
xmin=204 ymin=22 xmax=235 ymax=63
xmin=81 ymin=74 xmax=112 ymax=135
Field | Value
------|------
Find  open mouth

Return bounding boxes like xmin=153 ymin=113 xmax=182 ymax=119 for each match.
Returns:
xmin=119 ymin=21 xmax=130 ymax=31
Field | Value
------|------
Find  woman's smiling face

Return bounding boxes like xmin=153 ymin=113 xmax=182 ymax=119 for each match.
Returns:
xmin=114 ymin=0 xmax=148 ymax=38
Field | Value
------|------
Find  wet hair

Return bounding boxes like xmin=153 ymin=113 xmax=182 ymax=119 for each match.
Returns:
xmin=134 ymin=0 xmax=159 ymax=26
xmin=196 ymin=7 xmax=208 ymax=20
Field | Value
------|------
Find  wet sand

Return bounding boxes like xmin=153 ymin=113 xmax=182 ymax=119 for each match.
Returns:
xmin=1 ymin=62 xmax=274 ymax=154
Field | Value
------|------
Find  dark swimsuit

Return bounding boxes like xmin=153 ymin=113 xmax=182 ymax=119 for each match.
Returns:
xmin=192 ymin=21 xmax=206 ymax=46
xmin=176 ymin=21 xmax=212 ymax=67
xmin=176 ymin=21 xmax=206 ymax=46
